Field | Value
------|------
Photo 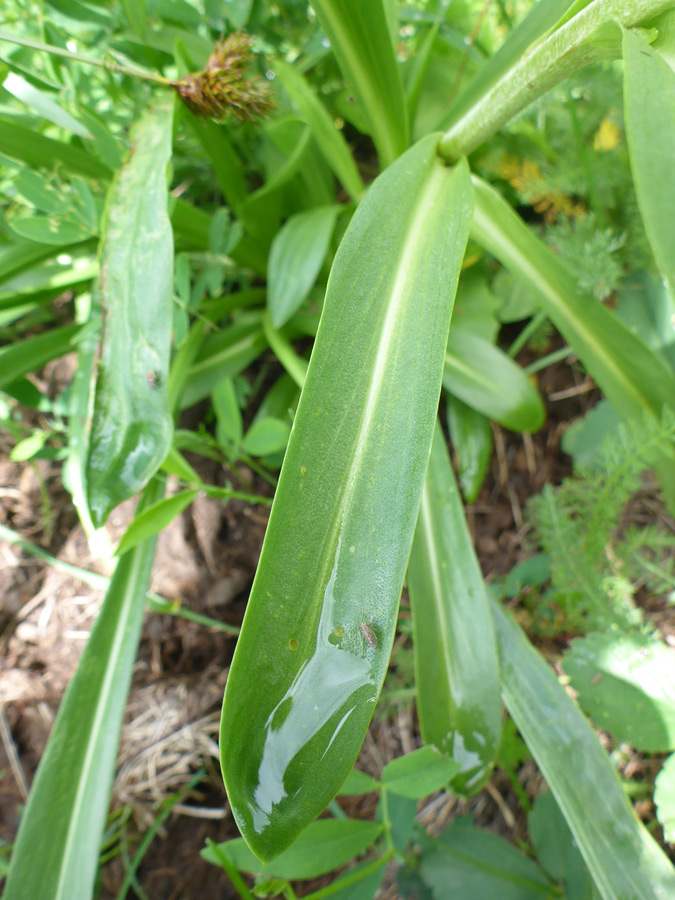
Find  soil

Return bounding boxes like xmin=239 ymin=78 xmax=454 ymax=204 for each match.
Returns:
xmin=0 ymin=346 xmax=672 ymax=899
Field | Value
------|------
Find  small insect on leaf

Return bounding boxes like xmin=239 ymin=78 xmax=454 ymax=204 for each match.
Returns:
xmin=359 ymin=622 xmax=378 ymax=650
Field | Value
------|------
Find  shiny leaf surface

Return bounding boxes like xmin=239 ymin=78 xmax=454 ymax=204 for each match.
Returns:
xmin=86 ymin=102 xmax=174 ymax=527
xmin=492 ymin=599 xmax=675 ymax=900
xmin=220 ymin=136 xmax=473 ymax=861
xmin=407 ymin=423 xmax=501 ymax=793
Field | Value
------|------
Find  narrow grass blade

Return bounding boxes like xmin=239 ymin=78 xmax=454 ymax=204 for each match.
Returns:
xmin=623 ymin=27 xmax=675 ymax=297
xmin=470 ymin=175 xmax=675 ymax=421
xmin=444 ymin=328 xmax=545 ymax=433
xmin=86 ymin=102 xmax=174 ymax=527
xmin=492 ymin=599 xmax=675 ymax=900
xmin=408 ymin=423 xmax=501 ymax=793
xmin=220 ymin=137 xmax=473 ymax=862
xmin=273 ymin=59 xmax=364 ymax=203
xmin=309 ymin=0 xmax=408 ymax=166
xmin=0 ymin=118 xmax=111 ymax=180
xmin=0 ymin=324 xmax=80 ymax=389
xmin=446 ymin=395 xmax=493 ymax=504
xmin=3 ymin=477 xmax=165 ymax=900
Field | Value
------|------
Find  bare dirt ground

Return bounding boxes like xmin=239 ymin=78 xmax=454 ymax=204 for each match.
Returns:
xmin=1 ymin=347 xmax=671 ymax=899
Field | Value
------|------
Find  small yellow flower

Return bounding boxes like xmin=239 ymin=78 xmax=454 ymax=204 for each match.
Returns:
xmin=593 ymin=118 xmax=621 ymax=152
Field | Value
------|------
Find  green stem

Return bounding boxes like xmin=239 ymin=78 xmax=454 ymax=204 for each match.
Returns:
xmin=205 ymin=840 xmax=256 ymax=900
xmin=0 ymin=30 xmax=170 ymax=86
xmin=438 ymin=0 xmax=673 ymax=160
xmin=524 ymin=345 xmax=573 ymax=375
xmin=507 ymin=310 xmax=548 ymax=358
xmin=0 ymin=521 xmax=239 ymax=636
xmin=302 ymin=853 xmax=391 ymax=900
xmin=117 ymin=771 xmax=206 ymax=900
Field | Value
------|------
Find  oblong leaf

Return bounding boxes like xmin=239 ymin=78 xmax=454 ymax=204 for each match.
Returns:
xmin=420 ymin=819 xmax=555 ymax=900
xmin=407 ymin=423 xmax=501 ymax=792
xmin=446 ymin=394 xmax=493 ymax=504
xmin=470 ymin=175 xmax=675 ymax=421
xmin=3 ymin=478 xmax=164 ymax=900
xmin=444 ymin=327 xmax=545 ymax=432
xmin=623 ymin=27 xmax=675 ymax=295
xmin=381 ymin=745 xmax=461 ymax=799
xmin=563 ymin=631 xmax=675 ymax=752
xmin=310 ymin=0 xmax=408 ymax=167
xmin=86 ymin=102 xmax=174 ymax=527
xmin=202 ymin=819 xmax=382 ymax=880
xmin=114 ymin=489 xmax=200 ymax=557
xmin=268 ymin=205 xmax=340 ymax=328
xmin=491 ymin=599 xmax=675 ymax=900
xmin=220 ymin=136 xmax=473 ymax=862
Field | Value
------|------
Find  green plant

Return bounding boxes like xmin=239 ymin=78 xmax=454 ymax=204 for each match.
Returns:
xmin=1 ymin=1 xmax=675 ymax=899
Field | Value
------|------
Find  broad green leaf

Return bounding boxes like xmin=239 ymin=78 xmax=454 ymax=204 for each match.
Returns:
xmin=386 ymin=793 xmax=418 ymax=852
xmin=3 ymin=71 xmax=90 ymax=136
xmin=446 ymin=395 xmax=493 ymax=504
xmin=213 ymin=377 xmax=244 ymax=446
xmin=13 ymin=169 xmax=66 ymax=214
xmin=268 ymin=205 xmax=340 ymax=328
xmin=115 ymin=489 xmax=200 ymax=556
xmin=338 ymin=768 xmax=380 ymax=796
xmin=273 ymin=58 xmax=364 ymax=203
xmin=309 ymin=0 xmax=409 ymax=166
xmin=655 ymin=753 xmax=675 ymax=844
xmin=444 ymin=328 xmax=545 ymax=433
xmin=420 ymin=819 xmax=556 ymax=900
xmin=491 ymin=599 xmax=675 ymax=900
xmin=87 ymin=102 xmax=174 ymax=527
xmin=470 ymin=175 xmax=675 ymax=421
xmin=0 ymin=323 xmax=80 ymax=390
xmin=202 ymin=819 xmax=383 ymax=880
xmin=529 ymin=792 xmax=594 ymax=900
xmin=242 ymin=417 xmax=292 ymax=457
xmin=623 ymin=27 xmax=675 ymax=296
xmin=220 ymin=137 xmax=473 ymax=862
xmin=381 ymin=745 xmax=461 ymax=799
xmin=9 ymin=213 xmax=93 ymax=245
xmin=2 ymin=478 xmax=164 ymax=900
xmin=562 ymin=632 xmax=675 ymax=752
xmin=408 ymin=424 xmax=501 ymax=792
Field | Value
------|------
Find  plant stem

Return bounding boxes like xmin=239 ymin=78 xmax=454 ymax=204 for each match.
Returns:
xmin=438 ymin=0 xmax=674 ymax=160
xmin=0 ymin=522 xmax=240 ymax=635
xmin=302 ymin=853 xmax=391 ymax=900
xmin=0 ymin=30 xmax=170 ymax=86
xmin=205 ymin=840 xmax=256 ymax=900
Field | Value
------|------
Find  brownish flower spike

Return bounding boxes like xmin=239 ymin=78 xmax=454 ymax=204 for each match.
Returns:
xmin=171 ymin=32 xmax=275 ymax=122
